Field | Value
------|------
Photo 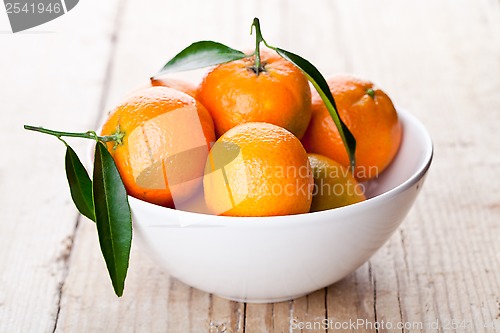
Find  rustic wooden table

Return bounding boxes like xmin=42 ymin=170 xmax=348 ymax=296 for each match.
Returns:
xmin=1 ymin=0 xmax=500 ymax=332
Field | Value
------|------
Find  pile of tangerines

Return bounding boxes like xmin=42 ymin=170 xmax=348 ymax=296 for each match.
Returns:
xmin=101 ymin=48 xmax=401 ymax=217
xmin=23 ymin=19 xmax=405 ymax=298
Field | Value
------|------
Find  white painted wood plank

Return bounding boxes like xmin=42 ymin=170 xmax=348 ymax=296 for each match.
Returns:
xmin=4 ymin=0 xmax=498 ymax=331
xmin=331 ymin=1 xmax=500 ymax=332
xmin=0 ymin=0 xmax=121 ymax=332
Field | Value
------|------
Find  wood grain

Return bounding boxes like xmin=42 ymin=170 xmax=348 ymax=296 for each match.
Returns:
xmin=1 ymin=0 xmax=500 ymax=332
xmin=0 ymin=0 xmax=121 ymax=332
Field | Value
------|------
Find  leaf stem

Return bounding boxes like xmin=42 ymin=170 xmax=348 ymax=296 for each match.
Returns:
xmin=24 ymin=125 xmax=122 ymax=143
xmin=251 ymin=18 xmax=265 ymax=75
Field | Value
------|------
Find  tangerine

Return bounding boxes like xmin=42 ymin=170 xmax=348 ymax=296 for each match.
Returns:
xmin=197 ymin=49 xmax=312 ymax=138
xmin=204 ymin=122 xmax=313 ymax=216
xmin=101 ymin=86 xmax=216 ymax=207
xmin=308 ymin=153 xmax=366 ymax=212
xmin=150 ymin=76 xmax=198 ymax=98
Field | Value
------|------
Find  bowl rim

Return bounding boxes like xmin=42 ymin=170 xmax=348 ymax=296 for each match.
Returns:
xmin=128 ymin=107 xmax=434 ymax=226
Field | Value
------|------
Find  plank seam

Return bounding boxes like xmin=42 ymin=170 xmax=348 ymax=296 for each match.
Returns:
xmin=94 ymin=0 xmax=129 ymax=129
xmin=395 ymin=267 xmax=405 ymax=333
xmin=395 ymin=230 xmax=407 ymax=333
xmin=242 ymin=303 xmax=247 ymax=333
xmin=51 ymin=216 xmax=80 ymax=333
xmin=370 ymin=262 xmax=379 ymax=333
xmin=324 ymin=287 xmax=328 ymax=333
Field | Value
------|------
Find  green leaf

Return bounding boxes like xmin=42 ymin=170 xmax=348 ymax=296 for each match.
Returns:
xmin=93 ymin=142 xmax=132 ymax=297
xmin=153 ymin=41 xmax=246 ymax=77
xmin=273 ymin=48 xmax=357 ymax=169
xmin=65 ymin=146 xmax=95 ymax=221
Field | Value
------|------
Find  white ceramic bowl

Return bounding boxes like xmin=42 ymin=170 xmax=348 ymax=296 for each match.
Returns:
xmin=130 ymin=108 xmax=433 ymax=303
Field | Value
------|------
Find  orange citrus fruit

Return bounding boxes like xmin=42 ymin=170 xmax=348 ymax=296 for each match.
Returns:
xmin=150 ymin=76 xmax=198 ymax=98
xmin=203 ymin=122 xmax=313 ymax=216
xmin=101 ymin=86 xmax=216 ymax=208
xmin=197 ymin=49 xmax=312 ymax=138
xmin=308 ymin=154 xmax=366 ymax=212
xmin=301 ymin=75 xmax=402 ymax=181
